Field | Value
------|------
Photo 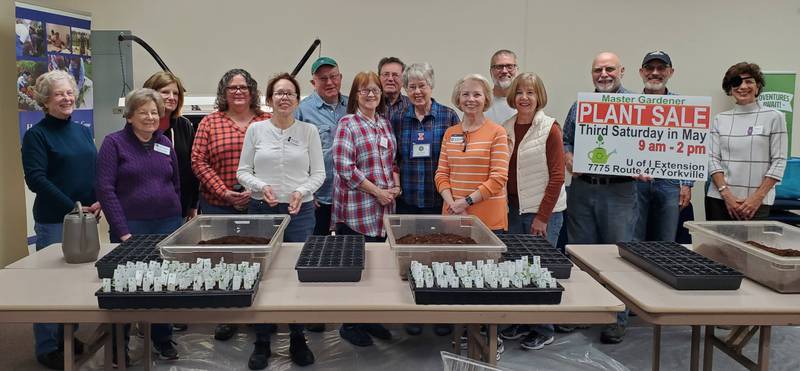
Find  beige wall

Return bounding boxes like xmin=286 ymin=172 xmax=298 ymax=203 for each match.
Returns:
xmin=5 ymin=0 xmax=800 ymax=255
xmin=2 ymin=0 xmax=30 ymax=266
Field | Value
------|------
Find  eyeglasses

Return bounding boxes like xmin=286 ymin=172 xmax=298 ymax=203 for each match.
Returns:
xmin=273 ymin=91 xmax=298 ymax=98
xmin=358 ymin=88 xmax=381 ymax=96
xmin=462 ymin=132 xmax=469 ymax=152
xmin=491 ymin=64 xmax=517 ymax=71
xmin=226 ymin=85 xmax=249 ymax=93
xmin=380 ymin=72 xmax=401 ymax=79
xmin=592 ymin=66 xmax=618 ymax=74
xmin=406 ymin=83 xmax=429 ymax=92
xmin=642 ymin=64 xmax=670 ymax=72
xmin=315 ymin=73 xmax=341 ymax=83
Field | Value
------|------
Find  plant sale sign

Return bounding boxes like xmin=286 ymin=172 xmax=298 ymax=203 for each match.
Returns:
xmin=572 ymin=93 xmax=712 ymax=181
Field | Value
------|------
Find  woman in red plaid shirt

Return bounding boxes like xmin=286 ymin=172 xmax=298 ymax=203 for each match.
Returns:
xmin=332 ymin=71 xmax=399 ymax=347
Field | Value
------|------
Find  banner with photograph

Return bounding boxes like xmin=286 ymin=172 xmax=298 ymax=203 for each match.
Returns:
xmin=573 ymin=93 xmax=712 ymax=181
xmin=15 ymin=2 xmax=93 ymax=144
xmin=759 ymin=71 xmax=796 ymax=156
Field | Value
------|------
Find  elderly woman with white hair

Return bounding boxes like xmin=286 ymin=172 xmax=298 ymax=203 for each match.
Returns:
xmin=96 ymin=88 xmax=182 ymax=363
xmin=435 ymin=74 xmax=510 ymax=232
xmin=22 ymin=69 xmax=100 ymax=369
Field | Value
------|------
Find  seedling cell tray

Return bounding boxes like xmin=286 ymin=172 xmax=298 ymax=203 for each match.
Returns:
xmin=95 ymin=234 xmax=168 ymax=279
xmin=295 ymin=235 xmax=365 ymax=282
xmin=96 ymin=272 xmax=262 ymax=309
xmin=617 ymin=241 xmax=743 ymax=290
xmin=499 ymin=234 xmax=573 ymax=279
xmin=408 ymin=270 xmax=564 ymax=305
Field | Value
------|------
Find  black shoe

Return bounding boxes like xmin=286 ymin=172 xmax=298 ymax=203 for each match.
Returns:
xmin=339 ymin=325 xmax=373 ymax=347
xmin=248 ymin=341 xmax=271 ymax=370
xmin=172 ymin=323 xmax=188 ymax=332
xmin=153 ymin=340 xmax=179 ymax=360
xmin=404 ymin=324 xmax=423 ymax=336
xmin=500 ymin=324 xmax=531 ymax=340
xmin=363 ymin=324 xmax=392 ymax=340
xmin=289 ymin=334 xmax=315 ymax=366
xmin=520 ymin=331 xmax=554 ymax=350
xmin=215 ymin=324 xmax=237 ymax=341
xmin=36 ymin=350 xmax=64 ymax=370
xmin=600 ymin=324 xmax=626 ymax=344
xmin=305 ymin=323 xmax=326 ymax=332
xmin=433 ymin=324 xmax=453 ymax=336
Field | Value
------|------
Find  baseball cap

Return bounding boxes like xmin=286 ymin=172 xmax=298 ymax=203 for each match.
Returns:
xmin=642 ymin=51 xmax=672 ymax=67
xmin=311 ymin=57 xmax=338 ymax=74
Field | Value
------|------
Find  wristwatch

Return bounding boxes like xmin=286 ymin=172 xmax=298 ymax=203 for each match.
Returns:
xmin=465 ymin=196 xmax=474 ymax=206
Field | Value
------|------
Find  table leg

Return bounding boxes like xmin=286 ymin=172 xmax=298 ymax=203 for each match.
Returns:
xmin=467 ymin=325 xmax=479 ymax=360
xmin=115 ymin=324 xmax=127 ymax=371
xmin=63 ymin=323 xmax=74 ymax=371
xmin=104 ymin=324 xmax=113 ymax=371
xmin=143 ymin=323 xmax=152 ymax=371
xmin=487 ymin=325 xmax=498 ymax=365
xmin=757 ymin=326 xmax=771 ymax=371
xmin=703 ymin=325 xmax=714 ymax=371
xmin=652 ymin=325 xmax=661 ymax=371
xmin=690 ymin=326 xmax=701 ymax=371
xmin=453 ymin=325 xmax=464 ymax=354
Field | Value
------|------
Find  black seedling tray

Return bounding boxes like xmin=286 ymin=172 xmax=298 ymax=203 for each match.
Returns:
xmin=295 ymin=235 xmax=365 ymax=282
xmin=408 ymin=273 xmax=564 ymax=305
xmin=96 ymin=272 xmax=262 ymax=309
xmin=499 ymin=234 xmax=573 ymax=279
xmin=95 ymin=235 xmax=168 ymax=279
xmin=617 ymin=241 xmax=743 ymax=290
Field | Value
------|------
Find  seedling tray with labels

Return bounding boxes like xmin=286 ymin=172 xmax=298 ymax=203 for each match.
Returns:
xmin=295 ymin=235 xmax=365 ymax=282
xmin=95 ymin=235 xmax=168 ymax=279
xmin=95 ymin=272 xmax=262 ymax=309
xmin=408 ymin=272 xmax=564 ymax=305
xmin=617 ymin=241 xmax=743 ymax=290
xmin=499 ymin=234 xmax=573 ymax=279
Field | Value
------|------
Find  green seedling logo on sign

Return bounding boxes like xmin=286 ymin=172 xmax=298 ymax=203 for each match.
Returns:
xmin=588 ymin=134 xmax=616 ymax=164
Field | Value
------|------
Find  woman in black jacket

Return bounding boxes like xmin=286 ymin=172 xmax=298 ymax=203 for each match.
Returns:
xmin=144 ymin=71 xmax=199 ymax=219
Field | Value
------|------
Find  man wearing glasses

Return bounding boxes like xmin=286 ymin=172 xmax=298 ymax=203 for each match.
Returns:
xmin=296 ymin=57 xmax=349 ymax=238
xmin=634 ymin=51 xmax=694 ymax=244
xmin=378 ymin=56 xmax=411 ymax=122
xmin=562 ymin=52 xmax=634 ymax=345
xmin=485 ymin=49 xmax=518 ymax=123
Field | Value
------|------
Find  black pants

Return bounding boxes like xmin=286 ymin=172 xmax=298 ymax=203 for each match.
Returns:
xmin=705 ymin=196 xmax=771 ymax=221
xmin=313 ymin=203 xmax=333 ymax=236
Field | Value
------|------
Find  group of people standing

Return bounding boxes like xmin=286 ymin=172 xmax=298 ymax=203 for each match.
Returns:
xmin=22 ymin=48 xmax=787 ymax=370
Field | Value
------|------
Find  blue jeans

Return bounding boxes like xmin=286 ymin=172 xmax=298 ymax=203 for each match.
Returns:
xmin=505 ymin=208 xmax=562 ymax=338
xmin=248 ymin=199 xmax=315 ymax=242
xmin=566 ymin=177 xmax=636 ymax=327
xmin=634 ymin=179 xmax=680 ymax=242
xmin=33 ymin=222 xmax=75 ymax=356
xmin=199 ymin=196 xmax=246 ymax=215
xmin=249 ymin=199 xmax=314 ymax=339
xmin=566 ymin=177 xmax=637 ymax=244
xmin=507 ymin=207 xmax=563 ymax=247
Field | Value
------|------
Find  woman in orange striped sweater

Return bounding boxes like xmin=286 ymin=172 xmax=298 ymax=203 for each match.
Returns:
xmin=435 ymin=74 xmax=510 ymax=232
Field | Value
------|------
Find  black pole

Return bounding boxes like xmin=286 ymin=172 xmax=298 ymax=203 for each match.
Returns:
xmin=117 ymin=34 xmax=171 ymax=72
xmin=291 ymin=39 xmax=321 ymax=77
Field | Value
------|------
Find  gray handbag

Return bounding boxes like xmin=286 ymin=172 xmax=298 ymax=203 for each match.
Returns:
xmin=61 ymin=201 xmax=101 ymax=263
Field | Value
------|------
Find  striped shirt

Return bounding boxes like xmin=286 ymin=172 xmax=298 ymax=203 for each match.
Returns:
xmin=191 ymin=110 xmax=271 ymax=206
xmin=332 ymin=111 xmax=397 ymax=237
xmin=435 ymin=119 xmax=510 ymax=230
xmin=707 ymin=101 xmax=788 ymax=205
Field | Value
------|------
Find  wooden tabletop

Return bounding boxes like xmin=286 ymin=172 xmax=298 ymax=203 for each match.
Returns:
xmin=0 ymin=243 xmax=624 ymax=325
xmin=567 ymin=244 xmax=800 ymax=325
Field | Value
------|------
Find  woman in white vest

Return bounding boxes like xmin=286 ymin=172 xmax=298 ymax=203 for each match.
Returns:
xmin=499 ymin=72 xmax=567 ymax=351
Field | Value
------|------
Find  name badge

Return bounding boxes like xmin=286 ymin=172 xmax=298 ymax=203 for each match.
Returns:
xmin=154 ymin=143 xmax=171 ymax=156
xmin=412 ymin=130 xmax=432 ymax=158
xmin=449 ymin=134 xmax=464 ymax=143
xmin=750 ymin=126 xmax=764 ymax=135
xmin=379 ymin=137 xmax=389 ymax=148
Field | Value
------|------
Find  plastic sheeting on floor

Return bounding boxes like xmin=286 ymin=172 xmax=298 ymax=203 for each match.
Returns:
xmin=78 ymin=320 xmax=800 ymax=370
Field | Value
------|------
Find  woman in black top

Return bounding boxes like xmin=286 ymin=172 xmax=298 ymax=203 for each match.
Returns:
xmin=144 ymin=71 xmax=199 ymax=219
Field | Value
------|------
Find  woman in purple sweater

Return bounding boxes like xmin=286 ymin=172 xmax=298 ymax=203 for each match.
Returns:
xmin=96 ymin=88 xmax=181 ymax=362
